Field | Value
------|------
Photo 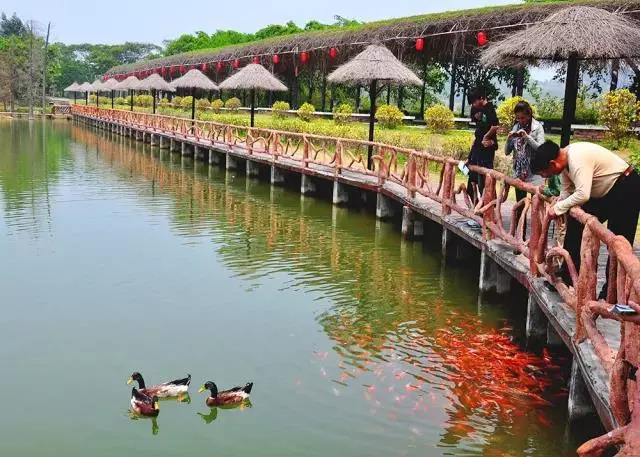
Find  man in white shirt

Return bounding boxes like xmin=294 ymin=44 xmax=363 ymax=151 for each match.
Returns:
xmin=532 ymin=140 xmax=639 ymax=299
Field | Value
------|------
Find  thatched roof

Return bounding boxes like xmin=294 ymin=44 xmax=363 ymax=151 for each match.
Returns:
xmin=76 ymin=82 xmax=93 ymax=92
xmin=169 ymin=69 xmax=218 ymax=90
xmin=137 ymin=73 xmax=175 ymax=91
xmin=328 ymin=44 xmax=422 ymax=85
xmin=64 ymin=81 xmax=80 ymax=92
xmin=481 ymin=6 xmax=640 ymax=67
xmin=218 ymin=64 xmax=287 ymax=91
xmin=88 ymin=79 xmax=103 ymax=91
xmin=104 ymin=0 xmax=640 ymax=78
xmin=99 ymin=78 xmax=120 ymax=91
xmin=113 ymin=75 xmax=140 ymax=91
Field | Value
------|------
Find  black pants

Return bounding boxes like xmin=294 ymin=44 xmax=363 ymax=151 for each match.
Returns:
xmin=563 ymin=170 xmax=640 ymax=298
xmin=467 ymin=172 xmax=485 ymax=204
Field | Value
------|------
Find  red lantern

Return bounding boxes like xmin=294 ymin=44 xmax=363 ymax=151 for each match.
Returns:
xmin=161 ymin=67 xmax=166 ymax=76
xmin=217 ymin=61 xmax=223 ymax=72
xmin=329 ymin=47 xmax=337 ymax=59
xmin=300 ymin=51 xmax=308 ymax=63
xmin=416 ymin=38 xmax=424 ymax=51
xmin=233 ymin=59 xmax=240 ymax=69
xmin=273 ymin=54 xmax=280 ymax=64
xmin=202 ymin=63 xmax=207 ymax=72
xmin=179 ymin=65 xmax=185 ymax=74
xmin=252 ymin=57 xmax=259 ymax=64
xmin=477 ymin=31 xmax=488 ymax=47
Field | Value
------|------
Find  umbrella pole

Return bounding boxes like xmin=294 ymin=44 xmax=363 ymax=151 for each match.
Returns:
xmin=96 ymin=92 xmax=99 ymax=107
xmin=130 ymin=90 xmax=134 ymax=111
xmin=191 ymin=87 xmax=196 ymax=121
xmin=111 ymin=90 xmax=114 ymax=109
xmin=561 ymin=56 xmax=579 ymax=147
xmin=153 ymin=89 xmax=156 ymax=115
xmin=367 ymin=80 xmax=377 ymax=170
xmin=85 ymin=92 xmax=88 ymax=105
xmin=74 ymin=92 xmax=77 ymax=105
xmin=250 ymin=88 xmax=255 ymax=128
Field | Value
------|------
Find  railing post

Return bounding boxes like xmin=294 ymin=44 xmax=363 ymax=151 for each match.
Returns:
xmin=481 ymin=174 xmax=496 ymax=240
xmin=441 ymin=162 xmax=453 ymax=216
xmin=303 ymin=135 xmax=309 ymax=169
xmin=247 ymin=129 xmax=254 ymax=155
xmin=529 ymin=193 xmax=542 ymax=276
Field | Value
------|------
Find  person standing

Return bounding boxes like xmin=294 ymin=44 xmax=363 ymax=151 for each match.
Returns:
xmin=505 ymin=100 xmax=545 ymax=232
xmin=531 ymin=140 xmax=640 ymax=299
xmin=465 ymin=88 xmax=499 ymax=204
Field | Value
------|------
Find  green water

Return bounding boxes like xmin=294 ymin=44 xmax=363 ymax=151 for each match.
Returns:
xmin=0 ymin=121 xmax=599 ymax=456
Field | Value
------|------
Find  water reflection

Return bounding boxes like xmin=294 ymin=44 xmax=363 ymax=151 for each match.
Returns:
xmin=0 ymin=121 xmax=72 ymax=239
xmin=128 ymin=414 xmax=159 ymax=436
xmin=0 ymin=122 xmax=592 ymax=456
xmin=197 ymin=401 xmax=253 ymax=425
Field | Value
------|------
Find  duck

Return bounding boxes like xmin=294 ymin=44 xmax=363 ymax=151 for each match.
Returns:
xmin=130 ymin=387 xmax=159 ymax=417
xmin=127 ymin=371 xmax=191 ymax=398
xmin=198 ymin=381 xmax=253 ymax=407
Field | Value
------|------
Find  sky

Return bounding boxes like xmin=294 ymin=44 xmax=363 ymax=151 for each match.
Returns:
xmin=3 ymin=0 xmax=517 ymax=45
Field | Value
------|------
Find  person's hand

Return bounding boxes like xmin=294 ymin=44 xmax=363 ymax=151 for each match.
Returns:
xmin=507 ymin=131 xmax=517 ymax=139
xmin=482 ymin=138 xmax=493 ymax=148
xmin=517 ymin=129 xmax=529 ymax=139
xmin=547 ymin=204 xmax=558 ymax=219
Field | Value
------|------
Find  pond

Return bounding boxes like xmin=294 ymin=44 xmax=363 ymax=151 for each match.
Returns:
xmin=0 ymin=120 xmax=601 ymax=456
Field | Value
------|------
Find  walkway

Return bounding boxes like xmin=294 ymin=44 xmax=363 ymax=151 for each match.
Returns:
xmin=71 ymin=105 xmax=640 ymax=455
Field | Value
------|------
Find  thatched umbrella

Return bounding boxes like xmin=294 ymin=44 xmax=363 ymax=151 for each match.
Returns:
xmin=170 ymin=69 xmax=219 ymax=120
xmin=100 ymin=78 xmax=120 ymax=109
xmin=137 ymin=73 xmax=175 ymax=114
xmin=89 ymin=79 xmax=103 ymax=107
xmin=64 ymin=81 xmax=80 ymax=104
xmin=114 ymin=76 xmax=141 ymax=111
xmin=481 ymin=6 xmax=640 ymax=146
xmin=328 ymin=44 xmax=422 ymax=169
xmin=76 ymin=82 xmax=92 ymax=105
xmin=219 ymin=63 xmax=288 ymax=127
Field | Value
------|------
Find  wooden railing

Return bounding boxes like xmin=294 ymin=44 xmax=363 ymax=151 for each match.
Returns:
xmin=72 ymin=105 xmax=639 ymax=454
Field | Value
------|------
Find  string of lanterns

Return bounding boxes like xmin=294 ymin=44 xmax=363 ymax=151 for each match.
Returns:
xmin=104 ymin=32 xmax=488 ymax=80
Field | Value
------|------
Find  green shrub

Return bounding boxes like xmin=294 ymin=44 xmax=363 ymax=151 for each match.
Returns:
xmin=211 ymin=99 xmax=224 ymax=113
xmin=180 ymin=96 xmax=194 ymax=110
xmin=496 ymin=96 xmax=538 ymax=129
xmin=225 ymin=97 xmax=241 ymax=111
xmin=441 ymin=135 xmax=474 ymax=160
xmin=375 ymin=104 xmax=404 ymax=129
xmin=172 ymin=96 xmax=183 ymax=107
xmin=159 ymin=97 xmax=169 ymax=107
xmin=630 ymin=146 xmax=640 ymax=171
xmin=598 ymin=89 xmax=640 ymax=148
xmin=196 ymin=98 xmax=211 ymax=111
xmin=115 ymin=96 xmax=127 ymax=106
xmin=297 ymin=102 xmax=315 ymax=122
xmin=425 ymin=105 xmax=455 ymax=133
xmin=333 ymin=103 xmax=353 ymax=124
xmin=89 ymin=94 xmax=97 ymax=103
xmin=133 ymin=94 xmax=153 ymax=107
xmin=272 ymin=101 xmax=290 ymax=119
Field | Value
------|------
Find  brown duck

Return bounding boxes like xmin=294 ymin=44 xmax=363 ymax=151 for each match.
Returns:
xmin=198 ymin=381 xmax=253 ymax=407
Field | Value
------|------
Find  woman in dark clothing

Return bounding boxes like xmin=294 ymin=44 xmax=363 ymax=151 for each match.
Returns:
xmin=465 ymin=88 xmax=499 ymax=204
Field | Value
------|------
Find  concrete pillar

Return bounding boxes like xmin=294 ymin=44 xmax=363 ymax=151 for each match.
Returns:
xmin=209 ymin=150 xmax=222 ymax=165
xmin=547 ymin=323 xmax=563 ymax=347
xmin=332 ymin=181 xmax=349 ymax=206
xmin=181 ymin=142 xmax=193 ymax=157
xmin=271 ymin=166 xmax=285 ymax=185
xmin=159 ymin=136 xmax=168 ymax=149
xmin=526 ymin=294 xmax=547 ymax=343
xmin=376 ymin=193 xmax=394 ymax=220
xmin=568 ymin=359 xmax=596 ymax=421
xmin=496 ymin=267 xmax=511 ymax=295
xmin=170 ymin=139 xmax=179 ymax=153
xmin=226 ymin=154 xmax=238 ymax=170
xmin=402 ymin=206 xmax=414 ymax=240
xmin=246 ymin=160 xmax=260 ymax=177
xmin=479 ymin=250 xmax=497 ymax=292
xmin=150 ymin=134 xmax=158 ymax=146
xmin=301 ymin=174 xmax=316 ymax=195
xmin=194 ymin=146 xmax=205 ymax=161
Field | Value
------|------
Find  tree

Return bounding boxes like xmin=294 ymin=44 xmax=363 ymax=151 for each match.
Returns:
xmin=0 ymin=12 xmax=26 ymax=37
